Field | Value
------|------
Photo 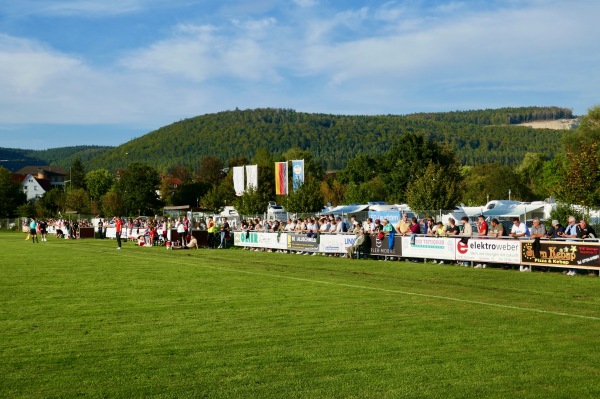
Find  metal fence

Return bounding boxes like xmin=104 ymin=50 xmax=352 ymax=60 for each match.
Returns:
xmin=0 ymin=218 xmax=21 ymax=231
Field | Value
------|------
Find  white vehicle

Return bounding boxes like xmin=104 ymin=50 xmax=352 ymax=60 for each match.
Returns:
xmin=266 ymin=202 xmax=288 ymax=221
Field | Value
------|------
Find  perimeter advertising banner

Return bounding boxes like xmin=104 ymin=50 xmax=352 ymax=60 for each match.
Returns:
xmin=401 ymin=236 xmax=455 ymax=260
xmin=234 ymin=232 xmax=288 ymax=250
xmin=521 ymin=240 xmax=600 ymax=269
xmin=455 ymin=238 xmax=521 ymax=264
xmin=319 ymin=234 xmax=356 ymax=253
xmin=288 ymin=233 xmax=319 ymax=252
xmin=368 ymin=235 xmax=402 ymax=257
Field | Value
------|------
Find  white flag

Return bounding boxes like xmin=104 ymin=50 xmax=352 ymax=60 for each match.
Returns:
xmin=246 ymin=164 xmax=258 ymax=190
xmin=233 ymin=166 xmax=245 ymax=196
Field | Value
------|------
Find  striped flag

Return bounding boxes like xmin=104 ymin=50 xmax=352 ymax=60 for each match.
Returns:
xmin=275 ymin=162 xmax=288 ymax=195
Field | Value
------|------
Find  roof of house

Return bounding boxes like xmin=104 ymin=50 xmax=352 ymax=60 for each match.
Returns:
xmin=16 ymin=165 xmax=68 ymax=176
xmin=168 ymin=177 xmax=183 ymax=186
xmin=11 ymin=173 xmax=27 ymax=183
xmin=18 ymin=173 xmax=53 ymax=192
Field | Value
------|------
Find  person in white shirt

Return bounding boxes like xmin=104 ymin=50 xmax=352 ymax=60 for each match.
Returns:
xmin=510 ymin=218 xmax=527 ymax=238
xmin=510 ymin=218 xmax=529 ymax=272
xmin=335 ymin=217 xmax=344 ymax=233
xmin=319 ymin=218 xmax=330 ymax=232
xmin=329 ymin=219 xmax=337 ymax=234
xmin=364 ymin=218 xmax=375 ymax=234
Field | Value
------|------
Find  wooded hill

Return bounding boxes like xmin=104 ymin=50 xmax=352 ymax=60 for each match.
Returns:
xmin=1 ymin=107 xmax=572 ymax=173
xmin=0 ymin=146 xmax=112 ymax=172
xmin=87 ymin=107 xmax=571 ymax=172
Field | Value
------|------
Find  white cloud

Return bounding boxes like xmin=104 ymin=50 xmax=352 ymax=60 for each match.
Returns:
xmin=0 ymin=0 xmax=599 ymax=134
xmin=1 ymin=0 xmax=195 ymax=17
xmin=293 ymin=0 xmax=318 ymax=7
xmin=120 ymin=19 xmax=281 ymax=82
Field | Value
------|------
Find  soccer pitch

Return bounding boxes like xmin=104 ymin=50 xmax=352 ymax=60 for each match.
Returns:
xmin=2 ymin=233 xmax=600 ymax=398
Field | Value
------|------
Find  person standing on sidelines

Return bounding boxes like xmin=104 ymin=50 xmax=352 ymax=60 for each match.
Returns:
xmin=29 ymin=217 xmax=39 ymax=243
xmin=459 ymin=217 xmax=473 ymax=266
xmin=115 ymin=216 xmax=123 ymax=250
xmin=176 ymin=218 xmax=187 ymax=248
xmin=207 ymin=217 xmax=216 ymax=249
xmin=219 ymin=217 xmax=230 ymax=249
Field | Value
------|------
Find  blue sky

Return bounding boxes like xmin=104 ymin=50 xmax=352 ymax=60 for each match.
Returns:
xmin=0 ymin=0 xmax=598 ymax=150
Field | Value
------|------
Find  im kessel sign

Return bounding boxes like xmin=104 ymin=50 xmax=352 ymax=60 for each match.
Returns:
xmin=521 ymin=240 xmax=600 ymax=269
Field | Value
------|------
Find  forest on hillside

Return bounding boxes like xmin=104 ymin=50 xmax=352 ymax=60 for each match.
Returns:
xmin=406 ymin=106 xmax=573 ymax=125
xmin=87 ymin=107 xmax=569 ymax=172
xmin=0 ymin=146 xmax=112 ymax=172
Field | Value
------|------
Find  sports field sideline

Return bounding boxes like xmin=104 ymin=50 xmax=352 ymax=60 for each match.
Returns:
xmin=2 ymin=232 xmax=600 ymax=398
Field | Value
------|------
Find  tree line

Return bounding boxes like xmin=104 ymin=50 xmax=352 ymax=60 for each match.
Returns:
xmin=86 ymin=107 xmax=571 ymax=173
xmin=1 ymin=106 xmax=597 ymax=220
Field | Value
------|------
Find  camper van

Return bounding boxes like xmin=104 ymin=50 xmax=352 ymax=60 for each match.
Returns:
xmin=266 ymin=202 xmax=288 ymax=221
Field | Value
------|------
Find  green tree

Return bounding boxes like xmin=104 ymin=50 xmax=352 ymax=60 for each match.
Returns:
xmin=462 ymin=163 xmax=532 ymax=204
xmin=16 ymin=201 xmax=36 ymax=218
xmin=281 ymin=147 xmax=324 ymax=182
xmin=538 ymin=157 xmax=564 ymax=201
xmin=201 ymin=186 xmax=229 ymax=214
xmin=253 ymin=148 xmax=276 ymax=201
xmin=171 ymin=182 xmax=213 ymax=207
xmin=555 ymin=141 xmax=600 ymax=207
xmin=343 ymin=177 xmax=387 ymax=204
xmin=234 ymin=186 xmax=271 ymax=216
xmin=69 ymin=158 xmax=87 ymax=190
xmin=284 ymin=178 xmax=324 ymax=214
xmin=85 ymin=169 xmax=114 ymax=200
xmin=228 ymin=156 xmax=250 ymax=168
xmin=115 ymin=163 xmax=162 ymax=216
xmin=406 ymin=162 xmax=464 ymax=213
xmin=101 ymin=190 xmax=125 ymax=217
xmin=36 ymin=188 xmax=66 ymax=217
xmin=196 ymin=156 xmax=225 ymax=187
xmin=549 ymin=204 xmax=585 ymax=227
xmin=516 ymin=152 xmax=547 ymax=198
xmin=337 ymin=154 xmax=376 ymax=184
xmin=563 ymin=105 xmax=600 ymax=153
xmin=65 ymin=188 xmax=91 ymax=214
xmin=167 ymin=164 xmax=193 ymax=184
xmin=379 ymin=133 xmax=458 ymax=203
xmin=320 ymin=178 xmax=347 ymax=207
xmin=0 ymin=166 xmax=26 ymax=217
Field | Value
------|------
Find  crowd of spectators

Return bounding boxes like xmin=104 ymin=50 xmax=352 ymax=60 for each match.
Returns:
xmin=234 ymin=214 xmax=598 ymax=275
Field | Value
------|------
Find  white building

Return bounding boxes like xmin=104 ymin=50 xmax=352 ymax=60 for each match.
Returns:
xmin=20 ymin=173 xmax=53 ymax=201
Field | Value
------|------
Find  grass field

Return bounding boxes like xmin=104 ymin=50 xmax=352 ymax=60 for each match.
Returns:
xmin=2 ymin=232 xmax=600 ymax=398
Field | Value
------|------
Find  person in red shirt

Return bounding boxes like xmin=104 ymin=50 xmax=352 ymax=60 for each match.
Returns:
xmin=477 ymin=215 xmax=489 ymax=236
xmin=475 ymin=215 xmax=489 ymax=268
xmin=114 ymin=216 xmax=123 ymax=250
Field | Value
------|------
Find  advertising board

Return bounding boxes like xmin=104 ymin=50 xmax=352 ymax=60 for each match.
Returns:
xmin=401 ymin=236 xmax=455 ymax=260
xmin=368 ymin=235 xmax=402 ymax=257
xmin=319 ymin=234 xmax=355 ymax=253
xmin=454 ymin=238 xmax=521 ymax=264
xmin=521 ymin=240 xmax=600 ymax=269
xmin=234 ymin=232 xmax=288 ymax=250
xmin=288 ymin=233 xmax=320 ymax=252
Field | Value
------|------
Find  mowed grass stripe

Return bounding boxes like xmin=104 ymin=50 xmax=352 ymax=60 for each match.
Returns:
xmin=60 ymin=237 xmax=600 ymax=322
xmin=2 ymin=233 xmax=600 ymax=398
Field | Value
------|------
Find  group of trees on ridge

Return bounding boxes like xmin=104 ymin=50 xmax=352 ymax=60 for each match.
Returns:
xmin=1 ymin=106 xmax=597 ymax=220
xmin=86 ymin=107 xmax=572 ymax=173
